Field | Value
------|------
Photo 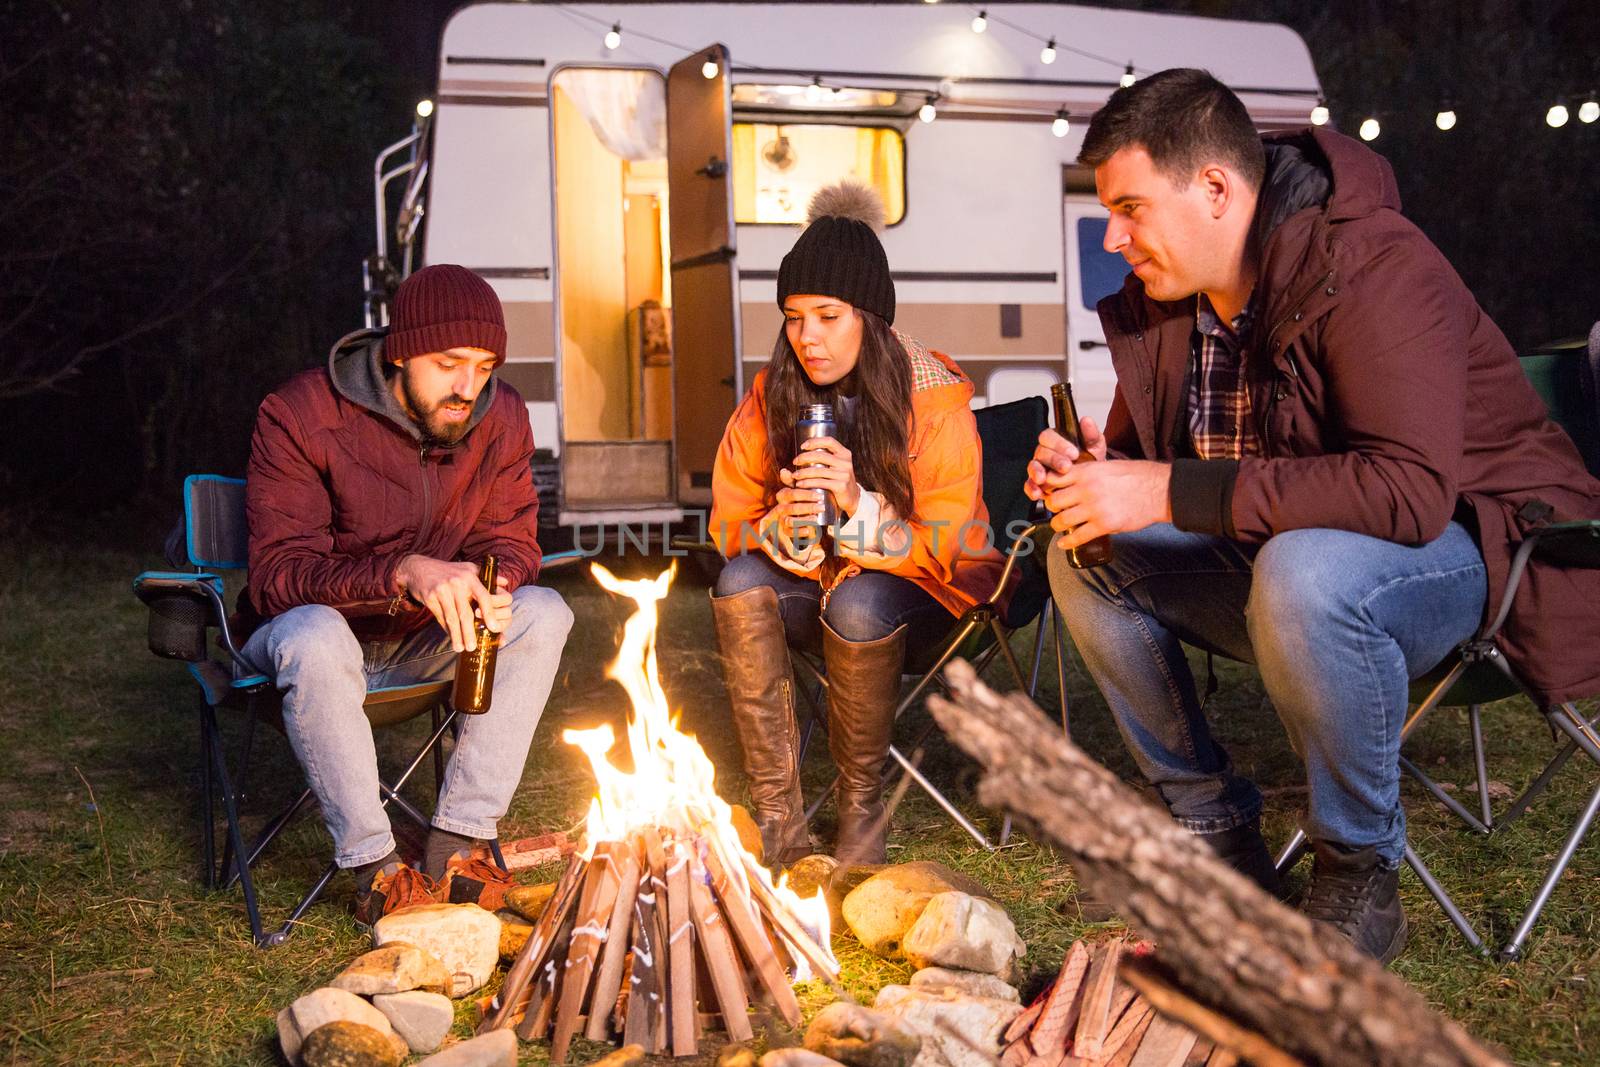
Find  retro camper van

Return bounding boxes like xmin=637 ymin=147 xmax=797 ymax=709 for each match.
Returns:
xmin=369 ymin=2 xmax=1322 ymax=535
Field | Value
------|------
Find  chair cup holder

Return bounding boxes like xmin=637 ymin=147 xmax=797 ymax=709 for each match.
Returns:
xmin=145 ymin=593 xmax=209 ymax=661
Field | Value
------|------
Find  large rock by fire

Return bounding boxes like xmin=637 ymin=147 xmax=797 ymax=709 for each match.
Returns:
xmin=902 ymin=892 xmax=1025 ymax=977
xmin=299 ymin=1019 xmax=407 ymax=1067
xmin=372 ymin=990 xmax=454 ymax=1053
xmin=841 ymin=862 xmax=992 ymax=959
xmin=330 ymin=942 xmax=451 ymax=996
xmin=277 ymin=987 xmax=399 ymax=1066
xmin=909 ymin=967 xmax=1019 ymax=1002
xmin=804 ymin=1000 xmax=923 ymax=1067
xmin=873 ymin=985 xmax=1022 ymax=1067
xmin=373 ymin=904 xmax=502 ymax=997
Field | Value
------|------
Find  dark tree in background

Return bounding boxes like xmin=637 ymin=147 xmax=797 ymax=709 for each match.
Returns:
xmin=1 ymin=0 xmax=398 ymax=521
xmin=1139 ymin=0 xmax=1599 ymax=347
xmin=0 ymin=0 xmax=1595 ymax=532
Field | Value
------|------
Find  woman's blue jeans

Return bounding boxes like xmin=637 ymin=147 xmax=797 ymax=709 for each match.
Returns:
xmin=714 ymin=551 xmax=954 ymax=656
xmin=1048 ymin=522 xmax=1487 ymax=865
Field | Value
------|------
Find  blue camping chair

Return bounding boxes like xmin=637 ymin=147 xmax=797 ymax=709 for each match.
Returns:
xmin=133 ymin=475 xmax=500 ymax=946
xmin=1277 ymin=331 xmax=1600 ymax=960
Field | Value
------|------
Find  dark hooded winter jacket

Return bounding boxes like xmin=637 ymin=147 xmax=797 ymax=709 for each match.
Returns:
xmin=244 ymin=328 xmax=542 ymax=641
xmin=1097 ymin=126 xmax=1600 ymax=705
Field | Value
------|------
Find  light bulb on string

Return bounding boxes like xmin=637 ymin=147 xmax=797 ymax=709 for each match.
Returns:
xmin=604 ymin=23 xmax=621 ymax=50
xmin=702 ymin=58 xmax=719 ymax=80
xmin=919 ymin=96 xmax=937 ymax=123
xmin=1051 ymin=109 xmax=1070 ymax=138
xmin=806 ymin=77 xmax=825 ymax=104
xmin=1546 ymin=103 xmax=1569 ymax=128
xmin=1359 ymin=116 xmax=1380 ymax=141
xmin=1040 ymin=38 xmax=1057 ymax=64
xmin=1120 ymin=63 xmax=1136 ymax=88
xmin=415 ymin=99 xmax=434 ymax=119
xmin=1580 ymin=98 xmax=1599 ymax=124
xmin=1310 ymin=99 xmax=1329 ymax=126
xmin=1435 ymin=108 xmax=1456 ymax=131
xmin=971 ymin=10 xmax=987 ymax=33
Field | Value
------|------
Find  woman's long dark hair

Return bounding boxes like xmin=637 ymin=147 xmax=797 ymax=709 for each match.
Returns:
xmin=760 ymin=307 xmax=916 ymax=520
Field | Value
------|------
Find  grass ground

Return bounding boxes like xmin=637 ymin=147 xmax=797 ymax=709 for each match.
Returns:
xmin=1 ymin=533 xmax=1597 ymax=1066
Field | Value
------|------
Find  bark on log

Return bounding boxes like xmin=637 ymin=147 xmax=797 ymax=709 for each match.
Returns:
xmin=926 ymin=660 xmax=1507 ymax=1067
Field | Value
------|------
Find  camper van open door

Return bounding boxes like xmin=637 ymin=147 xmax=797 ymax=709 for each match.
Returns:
xmin=666 ymin=44 xmax=741 ymax=507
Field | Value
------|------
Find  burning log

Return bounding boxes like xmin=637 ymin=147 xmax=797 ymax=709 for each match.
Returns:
xmin=928 ymin=660 xmax=1508 ymax=1067
xmin=481 ymin=565 xmax=837 ymax=1061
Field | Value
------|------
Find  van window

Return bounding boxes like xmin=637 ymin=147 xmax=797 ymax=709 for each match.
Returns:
xmin=1076 ymin=217 xmax=1129 ymax=310
xmin=732 ymin=123 xmax=905 ymax=225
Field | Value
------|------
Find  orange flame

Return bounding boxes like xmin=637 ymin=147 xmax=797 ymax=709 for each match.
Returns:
xmin=566 ymin=563 xmax=837 ymax=981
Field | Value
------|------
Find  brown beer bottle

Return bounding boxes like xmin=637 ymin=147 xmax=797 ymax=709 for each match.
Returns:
xmin=452 ymin=555 xmax=500 ymax=714
xmin=1049 ymin=383 xmax=1115 ymax=569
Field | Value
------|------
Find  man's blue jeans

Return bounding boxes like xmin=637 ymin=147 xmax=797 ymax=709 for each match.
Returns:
xmin=241 ymin=585 xmax=573 ymax=868
xmin=1048 ymin=522 xmax=1487 ymax=865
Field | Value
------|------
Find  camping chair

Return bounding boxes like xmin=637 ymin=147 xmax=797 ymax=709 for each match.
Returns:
xmin=787 ymin=395 xmax=1069 ymax=850
xmin=133 ymin=475 xmax=501 ymax=947
xmin=1276 ymin=331 xmax=1600 ymax=960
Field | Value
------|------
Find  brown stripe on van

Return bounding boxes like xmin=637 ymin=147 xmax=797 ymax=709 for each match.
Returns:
xmin=502 ymin=301 xmax=556 ymax=360
xmin=739 ymin=301 xmax=1066 ymax=358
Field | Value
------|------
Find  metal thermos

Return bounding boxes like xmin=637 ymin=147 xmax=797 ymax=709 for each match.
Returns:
xmin=1049 ymin=383 xmax=1115 ymax=569
xmin=796 ymin=403 xmax=838 ymax=527
xmin=452 ymin=555 xmax=501 ymax=714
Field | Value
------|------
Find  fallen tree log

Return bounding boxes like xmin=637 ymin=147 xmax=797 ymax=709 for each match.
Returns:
xmin=926 ymin=660 xmax=1506 ymax=1067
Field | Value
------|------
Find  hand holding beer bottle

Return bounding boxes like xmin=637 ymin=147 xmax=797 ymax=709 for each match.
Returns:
xmin=1046 ymin=383 xmax=1115 ymax=568
xmin=452 ymin=555 xmax=501 ymax=714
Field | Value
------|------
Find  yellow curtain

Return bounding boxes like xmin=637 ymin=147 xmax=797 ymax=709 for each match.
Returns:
xmin=732 ymin=123 xmax=757 ymax=223
xmin=853 ymin=128 xmax=905 ymax=224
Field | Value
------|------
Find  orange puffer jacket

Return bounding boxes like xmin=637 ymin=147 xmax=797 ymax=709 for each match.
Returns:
xmin=709 ymin=335 xmax=1006 ymax=617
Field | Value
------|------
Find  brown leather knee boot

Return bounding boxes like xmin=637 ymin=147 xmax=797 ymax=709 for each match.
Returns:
xmin=710 ymin=586 xmax=810 ymax=866
xmin=822 ymin=620 xmax=907 ymax=864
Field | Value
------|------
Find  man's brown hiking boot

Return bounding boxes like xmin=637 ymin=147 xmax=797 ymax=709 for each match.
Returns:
xmin=439 ymin=850 xmax=516 ymax=911
xmin=354 ymin=860 xmax=437 ymax=927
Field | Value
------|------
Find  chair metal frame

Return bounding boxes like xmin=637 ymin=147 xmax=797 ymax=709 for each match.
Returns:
xmin=134 ymin=475 xmax=502 ymax=947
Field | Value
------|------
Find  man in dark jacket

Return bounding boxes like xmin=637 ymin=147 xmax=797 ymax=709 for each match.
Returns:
xmin=1028 ymin=70 xmax=1600 ymax=963
xmin=242 ymin=264 xmax=573 ymax=923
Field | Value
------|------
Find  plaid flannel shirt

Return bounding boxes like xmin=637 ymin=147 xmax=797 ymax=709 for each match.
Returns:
xmin=1187 ymin=294 xmax=1262 ymax=461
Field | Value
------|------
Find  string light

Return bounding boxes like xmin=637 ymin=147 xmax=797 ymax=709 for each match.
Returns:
xmin=415 ymin=99 xmax=434 ymax=119
xmin=971 ymin=10 xmax=987 ymax=33
xmin=1120 ymin=63 xmax=1136 ymax=88
xmin=1051 ymin=108 xmax=1071 ymax=137
xmin=919 ymin=96 xmax=938 ymax=123
xmin=1546 ymin=103 xmax=1569 ymax=128
xmin=604 ymin=22 xmax=621 ymax=50
xmin=1580 ymin=97 xmax=1599 ymax=124
xmin=1040 ymin=37 xmax=1057 ymax=64
xmin=1310 ymin=100 xmax=1330 ymax=125
xmin=1435 ymin=108 xmax=1456 ymax=131
xmin=1359 ymin=117 xmax=1381 ymax=141
xmin=701 ymin=58 xmax=719 ymax=80
xmin=805 ymin=77 xmax=825 ymax=104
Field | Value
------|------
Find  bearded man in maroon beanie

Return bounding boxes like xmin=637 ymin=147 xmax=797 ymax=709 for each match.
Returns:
xmin=241 ymin=264 xmax=572 ymax=924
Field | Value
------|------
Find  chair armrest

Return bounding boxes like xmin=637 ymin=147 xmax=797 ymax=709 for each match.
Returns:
xmin=1528 ymin=519 xmax=1600 ymax=568
xmin=131 ymin=571 xmax=251 ymax=668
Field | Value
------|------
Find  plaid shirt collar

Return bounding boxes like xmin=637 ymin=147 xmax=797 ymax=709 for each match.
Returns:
xmin=1187 ymin=293 xmax=1262 ymax=461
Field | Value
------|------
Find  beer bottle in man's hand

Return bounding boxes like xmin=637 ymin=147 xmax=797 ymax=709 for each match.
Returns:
xmin=452 ymin=555 xmax=501 ymax=714
xmin=1049 ymin=383 xmax=1115 ymax=569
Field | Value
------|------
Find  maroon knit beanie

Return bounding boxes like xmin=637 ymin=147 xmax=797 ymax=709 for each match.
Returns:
xmin=386 ymin=264 xmax=507 ymax=364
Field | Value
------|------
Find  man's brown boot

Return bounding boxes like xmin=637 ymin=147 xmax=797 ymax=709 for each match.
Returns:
xmin=711 ymin=586 xmax=810 ymax=866
xmin=821 ymin=621 xmax=906 ymax=865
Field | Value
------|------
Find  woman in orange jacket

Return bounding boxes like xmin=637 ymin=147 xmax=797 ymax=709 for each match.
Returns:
xmin=709 ymin=182 xmax=1004 ymax=865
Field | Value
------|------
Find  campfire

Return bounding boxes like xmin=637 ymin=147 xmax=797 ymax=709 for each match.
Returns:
xmin=480 ymin=564 xmax=838 ymax=1061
